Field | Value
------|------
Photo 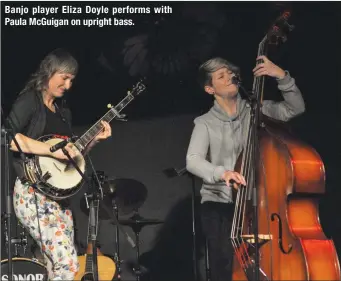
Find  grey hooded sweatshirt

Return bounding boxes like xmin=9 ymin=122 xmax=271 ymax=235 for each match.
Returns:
xmin=186 ymin=72 xmax=305 ymax=204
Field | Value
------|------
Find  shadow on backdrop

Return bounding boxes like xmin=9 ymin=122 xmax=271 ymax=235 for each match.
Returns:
xmin=133 ymin=195 xmax=206 ymax=281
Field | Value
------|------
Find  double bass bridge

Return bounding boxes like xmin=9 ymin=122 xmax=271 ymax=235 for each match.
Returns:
xmin=232 ymin=234 xmax=272 ymax=281
xmin=241 ymin=234 xmax=272 ymax=248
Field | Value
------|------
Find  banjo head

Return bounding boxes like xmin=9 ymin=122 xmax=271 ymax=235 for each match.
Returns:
xmin=32 ymin=135 xmax=86 ymax=200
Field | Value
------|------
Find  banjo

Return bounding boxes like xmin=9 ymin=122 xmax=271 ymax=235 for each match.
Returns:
xmin=23 ymin=80 xmax=146 ymax=200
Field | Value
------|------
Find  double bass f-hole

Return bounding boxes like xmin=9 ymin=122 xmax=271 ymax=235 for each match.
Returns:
xmin=271 ymin=213 xmax=293 ymax=254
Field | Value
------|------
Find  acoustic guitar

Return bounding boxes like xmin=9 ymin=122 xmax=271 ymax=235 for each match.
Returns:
xmin=74 ymin=199 xmax=116 ymax=281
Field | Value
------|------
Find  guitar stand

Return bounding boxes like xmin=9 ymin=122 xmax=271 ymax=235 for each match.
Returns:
xmin=92 ymin=172 xmax=137 ymax=280
xmin=61 ymin=148 xmax=100 ymax=281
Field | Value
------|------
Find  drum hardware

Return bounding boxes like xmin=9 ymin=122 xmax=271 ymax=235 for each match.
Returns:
xmin=102 ymin=176 xmax=149 ymax=280
xmin=80 ymin=173 xmax=149 ymax=220
xmin=2 ymin=107 xmax=31 ymax=280
xmin=111 ymin=212 xmax=164 ymax=281
xmin=1 ymin=258 xmax=48 ymax=281
xmin=3 ymin=218 xmax=28 ymax=257
xmin=81 ymin=172 xmax=151 ymax=280
xmin=80 ymin=171 xmax=141 ymax=280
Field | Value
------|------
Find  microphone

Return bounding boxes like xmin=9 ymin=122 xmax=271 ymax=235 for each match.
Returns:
xmin=50 ymin=139 xmax=69 ymax=153
xmin=231 ymin=75 xmax=241 ymax=86
xmin=49 ymin=136 xmax=77 ymax=153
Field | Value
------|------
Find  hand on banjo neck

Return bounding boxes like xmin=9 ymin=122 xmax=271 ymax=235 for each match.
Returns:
xmin=48 ymin=120 xmax=111 ymax=161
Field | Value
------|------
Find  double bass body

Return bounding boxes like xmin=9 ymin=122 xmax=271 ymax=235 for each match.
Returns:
xmin=232 ymin=120 xmax=341 ymax=280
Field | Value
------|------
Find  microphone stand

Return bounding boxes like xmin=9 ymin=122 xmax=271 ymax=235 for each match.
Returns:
xmin=232 ymin=76 xmax=256 ymax=104
xmin=1 ymin=109 xmax=30 ymax=281
xmin=163 ymin=167 xmax=201 ymax=281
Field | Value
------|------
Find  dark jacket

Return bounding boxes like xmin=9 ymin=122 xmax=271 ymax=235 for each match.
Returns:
xmin=6 ymin=90 xmax=72 ymax=180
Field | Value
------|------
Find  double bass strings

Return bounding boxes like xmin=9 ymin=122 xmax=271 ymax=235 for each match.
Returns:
xmin=231 ymin=35 xmax=268 ymax=275
xmin=231 ymin=110 xmax=254 ymax=272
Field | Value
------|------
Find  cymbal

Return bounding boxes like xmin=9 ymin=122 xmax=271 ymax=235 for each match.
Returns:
xmin=117 ymin=213 xmax=164 ymax=227
xmin=80 ymin=178 xmax=148 ymax=218
xmin=103 ymin=178 xmax=148 ymax=215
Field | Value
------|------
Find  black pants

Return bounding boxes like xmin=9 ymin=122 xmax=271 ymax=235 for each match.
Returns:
xmin=201 ymin=201 xmax=235 ymax=281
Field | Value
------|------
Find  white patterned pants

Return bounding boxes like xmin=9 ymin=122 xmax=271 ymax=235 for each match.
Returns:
xmin=13 ymin=179 xmax=79 ymax=280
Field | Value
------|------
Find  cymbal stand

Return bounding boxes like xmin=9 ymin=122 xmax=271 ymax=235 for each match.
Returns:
xmin=112 ymin=198 xmax=122 ymax=280
xmin=131 ymin=215 xmax=143 ymax=281
xmin=94 ymin=170 xmax=136 ymax=280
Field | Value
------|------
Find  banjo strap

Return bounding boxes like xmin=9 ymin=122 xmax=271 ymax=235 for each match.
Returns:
xmin=53 ymin=100 xmax=76 ymax=138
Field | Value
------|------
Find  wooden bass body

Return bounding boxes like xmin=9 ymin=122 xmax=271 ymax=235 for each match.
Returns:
xmin=232 ymin=122 xmax=340 ymax=280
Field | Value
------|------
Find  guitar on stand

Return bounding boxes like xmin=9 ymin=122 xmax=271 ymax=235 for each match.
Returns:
xmin=75 ymin=172 xmax=116 ymax=281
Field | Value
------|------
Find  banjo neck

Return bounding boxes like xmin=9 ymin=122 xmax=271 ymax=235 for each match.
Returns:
xmin=74 ymin=81 xmax=145 ymax=152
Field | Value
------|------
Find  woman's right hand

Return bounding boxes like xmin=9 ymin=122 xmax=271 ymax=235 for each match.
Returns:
xmin=50 ymin=143 xmax=78 ymax=161
xmin=221 ymin=170 xmax=247 ymax=190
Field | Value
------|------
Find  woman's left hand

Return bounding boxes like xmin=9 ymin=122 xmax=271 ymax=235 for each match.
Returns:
xmin=94 ymin=121 xmax=112 ymax=142
xmin=253 ymin=55 xmax=286 ymax=79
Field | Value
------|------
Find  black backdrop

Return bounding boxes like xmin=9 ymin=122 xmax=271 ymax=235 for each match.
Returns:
xmin=1 ymin=2 xmax=341 ymax=281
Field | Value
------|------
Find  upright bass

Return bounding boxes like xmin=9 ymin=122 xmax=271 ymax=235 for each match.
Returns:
xmin=231 ymin=11 xmax=341 ymax=281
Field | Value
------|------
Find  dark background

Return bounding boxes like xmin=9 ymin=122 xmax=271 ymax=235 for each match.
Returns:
xmin=1 ymin=1 xmax=341 ymax=281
